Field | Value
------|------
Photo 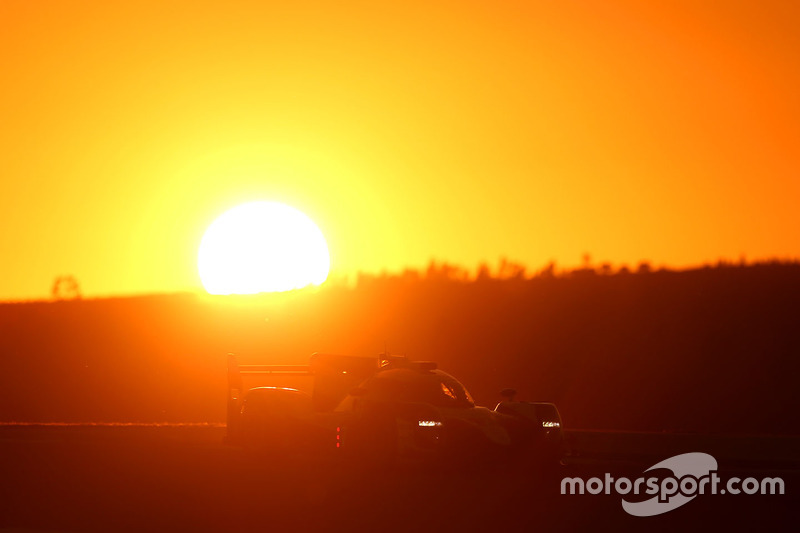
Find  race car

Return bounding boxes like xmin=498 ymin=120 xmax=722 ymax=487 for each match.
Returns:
xmin=225 ymin=352 xmax=563 ymax=465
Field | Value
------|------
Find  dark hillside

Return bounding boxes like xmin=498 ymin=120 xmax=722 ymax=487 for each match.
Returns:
xmin=1 ymin=263 xmax=798 ymax=433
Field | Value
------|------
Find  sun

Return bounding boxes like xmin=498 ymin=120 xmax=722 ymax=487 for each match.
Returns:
xmin=198 ymin=201 xmax=330 ymax=294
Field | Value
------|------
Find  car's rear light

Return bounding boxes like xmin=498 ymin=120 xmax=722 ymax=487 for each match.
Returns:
xmin=418 ymin=420 xmax=443 ymax=427
xmin=542 ymin=421 xmax=560 ymax=428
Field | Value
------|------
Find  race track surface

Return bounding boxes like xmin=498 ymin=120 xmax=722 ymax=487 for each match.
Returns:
xmin=0 ymin=425 xmax=796 ymax=532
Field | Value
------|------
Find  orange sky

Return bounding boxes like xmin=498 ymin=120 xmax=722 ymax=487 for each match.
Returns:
xmin=1 ymin=0 xmax=798 ymax=300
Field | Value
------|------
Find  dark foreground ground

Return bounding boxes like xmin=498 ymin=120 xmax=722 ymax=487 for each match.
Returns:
xmin=0 ymin=425 xmax=797 ymax=532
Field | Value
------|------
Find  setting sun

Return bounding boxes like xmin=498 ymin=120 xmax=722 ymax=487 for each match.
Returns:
xmin=197 ymin=202 xmax=330 ymax=294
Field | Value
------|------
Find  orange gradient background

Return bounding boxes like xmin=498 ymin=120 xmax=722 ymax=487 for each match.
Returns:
xmin=2 ymin=0 xmax=798 ymax=301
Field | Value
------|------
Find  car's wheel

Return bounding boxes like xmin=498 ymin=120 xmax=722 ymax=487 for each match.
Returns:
xmin=342 ymin=408 xmax=398 ymax=468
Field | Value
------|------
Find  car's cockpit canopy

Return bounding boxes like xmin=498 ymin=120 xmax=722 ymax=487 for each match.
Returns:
xmin=351 ymin=368 xmax=475 ymax=409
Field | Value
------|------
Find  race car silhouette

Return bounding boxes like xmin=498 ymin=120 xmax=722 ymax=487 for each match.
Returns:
xmin=226 ymin=353 xmax=563 ymax=465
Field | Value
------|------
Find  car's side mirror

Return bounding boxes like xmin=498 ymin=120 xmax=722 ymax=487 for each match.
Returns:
xmin=500 ymin=388 xmax=517 ymax=401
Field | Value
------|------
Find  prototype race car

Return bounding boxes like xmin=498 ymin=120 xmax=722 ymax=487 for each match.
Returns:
xmin=226 ymin=353 xmax=563 ymax=465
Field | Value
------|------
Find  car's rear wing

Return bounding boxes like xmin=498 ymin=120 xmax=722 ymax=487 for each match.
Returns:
xmin=226 ymin=354 xmax=314 ymax=442
xmin=228 ymin=351 xmax=313 ymax=383
xmin=226 ymin=352 xmax=381 ymax=442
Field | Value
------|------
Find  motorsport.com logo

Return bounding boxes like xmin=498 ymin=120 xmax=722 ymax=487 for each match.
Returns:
xmin=560 ymin=452 xmax=785 ymax=516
